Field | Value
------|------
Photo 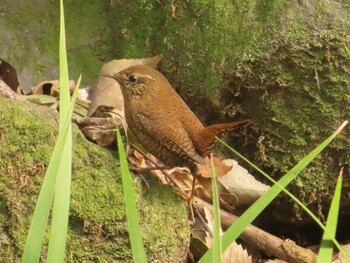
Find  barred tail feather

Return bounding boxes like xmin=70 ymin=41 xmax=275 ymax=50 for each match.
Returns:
xmin=195 ymin=119 xmax=251 ymax=156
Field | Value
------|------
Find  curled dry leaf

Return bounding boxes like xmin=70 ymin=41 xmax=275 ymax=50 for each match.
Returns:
xmin=132 ymin=151 xmax=239 ymax=210
xmin=196 ymin=176 xmax=238 ymax=211
xmin=0 ymin=58 xmax=21 ymax=94
xmin=264 ymin=260 xmax=288 ymax=263
xmin=332 ymin=244 xmax=350 ymax=263
xmin=87 ymin=55 xmax=163 ymax=132
xmin=203 ymin=207 xmax=252 ymax=263
xmin=73 ymin=116 xmax=122 ymax=146
xmin=31 ymin=79 xmax=76 ymax=97
xmin=0 ymin=79 xmax=21 ymax=100
xmin=218 ymin=159 xmax=270 ymax=206
xmin=197 ymin=156 xmax=233 ymax=178
xmin=24 ymin=80 xmax=77 ymax=111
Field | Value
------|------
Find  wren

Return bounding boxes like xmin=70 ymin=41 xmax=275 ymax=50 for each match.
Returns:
xmin=104 ymin=65 xmax=250 ymax=204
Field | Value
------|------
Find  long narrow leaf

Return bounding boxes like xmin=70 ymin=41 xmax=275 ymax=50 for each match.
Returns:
xmin=317 ymin=169 xmax=343 ymax=263
xmin=116 ymin=129 xmax=147 ymax=263
xmin=22 ymin=80 xmax=81 ymax=263
xmin=217 ymin=125 xmax=349 ymax=261
xmin=58 ymin=0 xmax=69 ymax=122
xmin=46 ymin=2 xmax=72 ymax=261
xmin=210 ymin=156 xmax=222 ymax=263
xmin=47 ymin=77 xmax=81 ymax=260
xmin=47 ymin=77 xmax=81 ymax=263
xmin=199 ymin=121 xmax=348 ymax=262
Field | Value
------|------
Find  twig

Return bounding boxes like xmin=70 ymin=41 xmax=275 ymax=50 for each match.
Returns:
xmin=193 ymin=197 xmax=317 ymax=263
xmin=193 ymin=206 xmax=213 ymax=238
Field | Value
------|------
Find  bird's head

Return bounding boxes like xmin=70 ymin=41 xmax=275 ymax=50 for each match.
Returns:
xmin=102 ymin=65 xmax=162 ymax=97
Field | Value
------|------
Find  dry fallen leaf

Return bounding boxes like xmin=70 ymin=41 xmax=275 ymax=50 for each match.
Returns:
xmin=332 ymin=244 xmax=350 ymax=263
xmin=0 ymin=58 xmax=21 ymax=94
xmin=31 ymin=79 xmax=76 ymax=97
xmin=0 ymin=79 xmax=21 ymax=100
xmin=197 ymin=156 xmax=232 ymax=178
xmin=73 ymin=116 xmax=122 ymax=146
xmin=203 ymin=207 xmax=252 ymax=263
xmin=218 ymin=159 xmax=270 ymax=206
xmin=196 ymin=176 xmax=238 ymax=211
xmin=264 ymin=260 xmax=288 ymax=263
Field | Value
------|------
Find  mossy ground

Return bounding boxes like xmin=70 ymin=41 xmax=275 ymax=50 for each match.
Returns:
xmin=0 ymin=98 xmax=189 ymax=262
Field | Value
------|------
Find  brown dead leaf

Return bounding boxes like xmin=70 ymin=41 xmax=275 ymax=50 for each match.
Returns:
xmin=73 ymin=116 xmax=122 ymax=146
xmin=218 ymin=159 xmax=270 ymax=206
xmin=0 ymin=79 xmax=21 ymax=99
xmin=0 ymin=58 xmax=21 ymax=94
xmin=142 ymin=156 xmax=237 ymax=210
xmin=31 ymin=79 xmax=76 ymax=97
xmin=121 ymin=148 xmax=238 ymax=210
xmin=196 ymin=176 xmax=238 ymax=211
xmin=203 ymin=208 xmax=252 ymax=263
xmin=332 ymin=244 xmax=350 ymax=263
xmin=197 ymin=156 xmax=232 ymax=178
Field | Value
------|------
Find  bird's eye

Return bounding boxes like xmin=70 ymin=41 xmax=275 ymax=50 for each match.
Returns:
xmin=127 ymin=75 xmax=138 ymax=84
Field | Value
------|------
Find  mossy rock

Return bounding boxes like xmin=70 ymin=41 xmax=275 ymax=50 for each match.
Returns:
xmin=0 ymin=98 xmax=189 ymax=262
xmin=2 ymin=0 xmax=350 ymax=221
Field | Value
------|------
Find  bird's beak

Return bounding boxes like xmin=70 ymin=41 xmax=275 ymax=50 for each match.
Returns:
xmin=101 ymin=73 xmax=122 ymax=83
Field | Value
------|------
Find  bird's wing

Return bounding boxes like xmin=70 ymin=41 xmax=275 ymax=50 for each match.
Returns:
xmin=135 ymin=113 xmax=204 ymax=164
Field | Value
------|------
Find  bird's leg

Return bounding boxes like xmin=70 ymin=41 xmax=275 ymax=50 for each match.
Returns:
xmin=188 ymin=164 xmax=199 ymax=223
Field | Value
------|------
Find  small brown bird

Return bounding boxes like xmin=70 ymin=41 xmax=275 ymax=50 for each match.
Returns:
xmin=105 ymin=65 xmax=250 ymax=204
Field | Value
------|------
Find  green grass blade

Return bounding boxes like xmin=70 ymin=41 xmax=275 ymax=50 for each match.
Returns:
xmin=58 ymin=0 xmax=69 ymax=124
xmin=344 ymin=45 xmax=350 ymax=58
xmin=47 ymin=76 xmax=81 ymax=262
xmin=199 ymin=121 xmax=348 ymax=262
xmin=22 ymin=80 xmax=81 ymax=263
xmin=46 ymin=2 xmax=72 ymax=261
xmin=317 ymin=169 xmax=343 ymax=263
xmin=46 ymin=138 xmax=71 ymax=263
xmin=210 ymin=157 xmax=222 ymax=263
xmin=217 ymin=125 xmax=350 ymax=261
xmin=116 ymin=129 xmax=147 ymax=263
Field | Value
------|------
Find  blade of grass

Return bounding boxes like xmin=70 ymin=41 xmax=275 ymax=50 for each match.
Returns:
xmin=46 ymin=2 xmax=78 ymax=260
xmin=22 ymin=82 xmax=80 ymax=263
xmin=210 ymin=156 xmax=222 ymax=263
xmin=317 ymin=168 xmax=343 ymax=263
xmin=58 ymin=0 xmax=69 ymax=122
xmin=199 ymin=121 xmax=348 ymax=262
xmin=344 ymin=45 xmax=350 ymax=58
xmin=116 ymin=129 xmax=147 ymax=263
xmin=47 ymin=78 xmax=81 ymax=263
xmin=46 ymin=1 xmax=72 ymax=261
xmin=217 ymin=127 xmax=349 ymax=261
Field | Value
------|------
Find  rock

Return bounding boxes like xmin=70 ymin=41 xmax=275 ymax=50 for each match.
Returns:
xmin=0 ymin=97 xmax=189 ymax=262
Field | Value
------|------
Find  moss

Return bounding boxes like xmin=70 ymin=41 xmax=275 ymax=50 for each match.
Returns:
xmin=0 ymin=98 xmax=189 ymax=261
xmin=107 ymin=0 xmax=282 ymax=95
xmin=0 ymin=0 xmax=114 ymax=86
xmin=228 ymin=27 xmax=350 ymax=217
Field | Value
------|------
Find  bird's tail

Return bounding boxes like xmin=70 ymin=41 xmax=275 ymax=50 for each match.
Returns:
xmin=195 ymin=119 xmax=251 ymax=156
